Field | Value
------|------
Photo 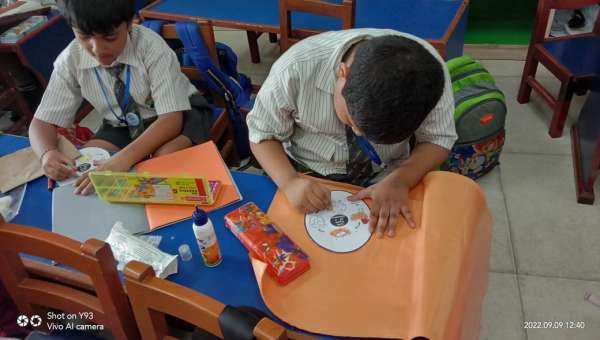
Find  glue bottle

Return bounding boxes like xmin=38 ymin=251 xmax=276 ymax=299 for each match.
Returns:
xmin=192 ymin=206 xmax=222 ymax=267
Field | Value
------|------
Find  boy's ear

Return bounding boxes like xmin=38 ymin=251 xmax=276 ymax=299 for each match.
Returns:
xmin=337 ymin=63 xmax=350 ymax=79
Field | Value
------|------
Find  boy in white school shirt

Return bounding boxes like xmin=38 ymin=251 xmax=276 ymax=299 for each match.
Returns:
xmin=29 ymin=0 xmax=211 ymax=195
xmin=247 ymin=29 xmax=458 ymax=239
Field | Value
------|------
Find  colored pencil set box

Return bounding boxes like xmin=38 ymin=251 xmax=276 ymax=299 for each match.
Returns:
xmin=224 ymin=202 xmax=310 ymax=285
xmin=89 ymin=171 xmax=220 ymax=206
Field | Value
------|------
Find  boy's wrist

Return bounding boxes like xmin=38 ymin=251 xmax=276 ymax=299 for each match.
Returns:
xmin=40 ymin=148 xmax=57 ymax=163
xmin=279 ymin=172 xmax=301 ymax=191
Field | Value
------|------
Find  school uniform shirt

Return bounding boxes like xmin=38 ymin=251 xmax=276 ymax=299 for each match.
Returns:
xmin=34 ymin=24 xmax=197 ymax=127
xmin=247 ymin=28 xmax=458 ymax=176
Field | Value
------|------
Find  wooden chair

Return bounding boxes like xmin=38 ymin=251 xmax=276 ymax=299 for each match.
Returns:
xmin=517 ymin=0 xmax=600 ymax=138
xmin=0 ymin=67 xmax=34 ymax=134
xmin=279 ymin=0 xmax=355 ymax=52
xmin=155 ymin=20 xmax=240 ymax=165
xmin=0 ymin=223 xmax=140 ymax=340
xmin=124 ymin=261 xmax=288 ymax=340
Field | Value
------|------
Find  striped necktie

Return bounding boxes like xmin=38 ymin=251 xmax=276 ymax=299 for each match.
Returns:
xmin=345 ymin=126 xmax=374 ymax=186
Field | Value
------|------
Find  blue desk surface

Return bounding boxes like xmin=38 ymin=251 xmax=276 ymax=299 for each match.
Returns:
xmin=145 ymin=0 xmax=464 ymax=40
xmin=0 ymin=134 xmax=298 ymax=334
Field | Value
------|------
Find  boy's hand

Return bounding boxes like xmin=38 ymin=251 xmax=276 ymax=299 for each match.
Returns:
xmin=282 ymin=176 xmax=332 ymax=213
xmin=41 ymin=149 xmax=76 ymax=181
xmin=349 ymin=172 xmax=416 ymax=238
xmin=73 ymin=153 xmax=134 ymax=195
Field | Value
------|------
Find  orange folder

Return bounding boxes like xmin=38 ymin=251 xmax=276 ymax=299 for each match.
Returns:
xmin=136 ymin=141 xmax=242 ymax=229
xmin=252 ymin=171 xmax=492 ymax=339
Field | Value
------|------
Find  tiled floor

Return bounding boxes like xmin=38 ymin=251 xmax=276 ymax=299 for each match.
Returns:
xmin=80 ymin=29 xmax=600 ymax=339
xmin=221 ymin=30 xmax=600 ymax=340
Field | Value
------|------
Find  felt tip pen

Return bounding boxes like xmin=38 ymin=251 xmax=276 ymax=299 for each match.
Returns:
xmin=47 ymin=178 xmax=55 ymax=191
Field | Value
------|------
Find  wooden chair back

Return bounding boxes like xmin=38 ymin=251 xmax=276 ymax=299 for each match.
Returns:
xmin=124 ymin=261 xmax=288 ymax=340
xmin=279 ymin=0 xmax=355 ymax=52
xmin=532 ymin=0 xmax=600 ymax=44
xmin=0 ymin=223 xmax=139 ymax=340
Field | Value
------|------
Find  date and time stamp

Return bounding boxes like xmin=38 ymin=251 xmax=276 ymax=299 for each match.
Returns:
xmin=523 ymin=321 xmax=586 ymax=329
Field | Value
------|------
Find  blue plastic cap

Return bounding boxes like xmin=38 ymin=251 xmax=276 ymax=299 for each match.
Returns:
xmin=192 ymin=206 xmax=208 ymax=226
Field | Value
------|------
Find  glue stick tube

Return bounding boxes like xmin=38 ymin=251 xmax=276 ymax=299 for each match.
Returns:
xmin=192 ymin=207 xmax=222 ymax=267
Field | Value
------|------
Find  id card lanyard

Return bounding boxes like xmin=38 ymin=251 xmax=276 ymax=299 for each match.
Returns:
xmin=355 ymin=135 xmax=387 ymax=169
xmin=94 ymin=64 xmax=132 ymax=125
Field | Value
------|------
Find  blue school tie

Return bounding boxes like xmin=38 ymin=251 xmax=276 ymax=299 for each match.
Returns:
xmin=107 ymin=64 xmax=143 ymax=139
xmin=345 ymin=126 xmax=374 ymax=186
xmin=107 ymin=63 xmax=127 ymax=110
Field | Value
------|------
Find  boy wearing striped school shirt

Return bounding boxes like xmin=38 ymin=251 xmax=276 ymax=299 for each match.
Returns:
xmin=247 ymin=29 xmax=458 ymax=239
xmin=29 ymin=0 xmax=211 ymax=195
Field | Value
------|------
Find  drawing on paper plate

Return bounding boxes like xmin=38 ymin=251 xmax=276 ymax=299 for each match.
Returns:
xmin=304 ymin=190 xmax=371 ymax=253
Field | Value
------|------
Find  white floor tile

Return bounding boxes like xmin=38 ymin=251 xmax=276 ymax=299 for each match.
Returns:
xmin=476 ymin=167 xmax=516 ymax=273
xmin=480 ymin=272 xmax=526 ymax=340
xmin=520 ymin=275 xmax=600 ymax=340
xmin=500 ymin=153 xmax=600 ymax=281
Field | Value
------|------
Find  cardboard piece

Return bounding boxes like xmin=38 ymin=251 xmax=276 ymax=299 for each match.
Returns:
xmin=0 ymin=135 xmax=80 ymax=193
xmin=253 ymin=171 xmax=492 ymax=339
xmin=57 ymin=135 xmax=82 ymax=160
xmin=0 ymin=147 xmax=43 ymax=193
xmin=136 ymin=141 xmax=242 ymax=229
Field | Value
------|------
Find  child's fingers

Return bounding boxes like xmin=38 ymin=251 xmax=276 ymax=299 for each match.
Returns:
xmin=400 ymin=206 xmax=416 ymax=228
xmin=81 ymin=180 xmax=95 ymax=195
xmin=375 ymin=208 xmax=390 ymax=238
xmin=312 ymin=184 xmax=331 ymax=209
xmin=306 ymin=192 xmax=327 ymax=212
xmin=369 ymin=201 xmax=380 ymax=233
xmin=386 ymin=209 xmax=400 ymax=237
xmin=59 ymin=153 xmax=76 ymax=166
xmin=52 ymin=163 xmax=73 ymax=180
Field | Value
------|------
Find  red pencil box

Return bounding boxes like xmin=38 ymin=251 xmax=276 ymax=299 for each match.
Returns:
xmin=224 ymin=202 xmax=310 ymax=285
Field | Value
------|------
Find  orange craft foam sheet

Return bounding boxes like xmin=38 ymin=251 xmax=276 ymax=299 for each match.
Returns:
xmin=136 ymin=141 xmax=242 ymax=229
xmin=251 ymin=171 xmax=492 ymax=339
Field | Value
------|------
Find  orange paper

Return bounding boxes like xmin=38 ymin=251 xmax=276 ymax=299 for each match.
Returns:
xmin=253 ymin=171 xmax=492 ymax=339
xmin=136 ymin=142 xmax=242 ymax=229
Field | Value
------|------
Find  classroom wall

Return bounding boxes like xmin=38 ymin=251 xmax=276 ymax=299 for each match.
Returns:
xmin=465 ymin=0 xmax=538 ymax=45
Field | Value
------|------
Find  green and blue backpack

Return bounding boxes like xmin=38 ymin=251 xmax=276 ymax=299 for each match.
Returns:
xmin=441 ymin=55 xmax=507 ymax=180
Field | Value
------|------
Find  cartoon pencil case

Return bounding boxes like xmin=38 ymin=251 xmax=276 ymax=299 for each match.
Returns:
xmin=224 ymin=202 xmax=310 ymax=285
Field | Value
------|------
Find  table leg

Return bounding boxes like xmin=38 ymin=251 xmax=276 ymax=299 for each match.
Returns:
xmin=246 ymin=31 xmax=261 ymax=64
xmin=570 ymin=88 xmax=600 ymax=204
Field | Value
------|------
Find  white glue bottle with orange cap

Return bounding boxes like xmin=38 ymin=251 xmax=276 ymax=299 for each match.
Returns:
xmin=192 ymin=206 xmax=222 ymax=267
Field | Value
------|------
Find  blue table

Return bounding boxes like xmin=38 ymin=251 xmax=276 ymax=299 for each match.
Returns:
xmin=0 ymin=134 xmax=310 ymax=335
xmin=140 ymin=0 xmax=469 ymax=61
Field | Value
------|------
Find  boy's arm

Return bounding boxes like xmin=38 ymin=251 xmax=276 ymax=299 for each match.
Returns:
xmin=349 ymin=74 xmax=457 ymax=238
xmin=247 ymin=66 xmax=331 ymax=213
xmin=251 ymin=140 xmax=331 ymax=213
xmin=29 ymin=57 xmax=83 ymax=180
xmin=30 ymin=119 xmax=75 ymax=180
xmin=114 ymin=111 xmax=183 ymax=166
xmin=73 ymin=111 xmax=182 ymax=195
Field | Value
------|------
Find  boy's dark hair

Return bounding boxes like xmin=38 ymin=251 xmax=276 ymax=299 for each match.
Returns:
xmin=58 ymin=0 xmax=135 ymax=35
xmin=342 ymin=36 xmax=445 ymax=144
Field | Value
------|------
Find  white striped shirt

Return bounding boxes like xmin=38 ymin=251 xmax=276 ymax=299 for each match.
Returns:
xmin=34 ymin=24 xmax=197 ymax=127
xmin=247 ymin=29 xmax=457 ymax=176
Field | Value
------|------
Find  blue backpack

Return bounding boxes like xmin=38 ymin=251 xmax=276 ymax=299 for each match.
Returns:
xmin=142 ymin=20 xmax=253 ymax=159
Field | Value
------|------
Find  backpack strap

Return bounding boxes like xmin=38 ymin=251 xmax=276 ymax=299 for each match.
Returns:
xmin=175 ymin=22 xmax=246 ymax=105
xmin=175 ymin=21 xmax=251 ymax=158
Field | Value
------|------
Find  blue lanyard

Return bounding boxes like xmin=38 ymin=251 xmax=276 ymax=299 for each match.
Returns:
xmin=94 ymin=64 xmax=131 ymax=124
xmin=355 ymin=135 xmax=386 ymax=168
